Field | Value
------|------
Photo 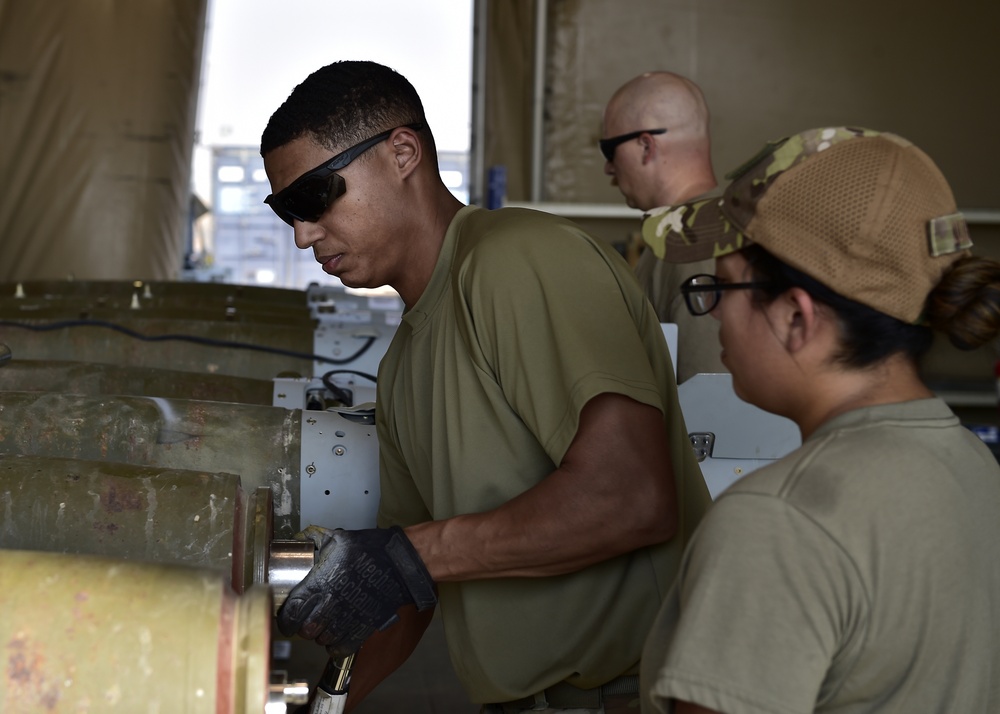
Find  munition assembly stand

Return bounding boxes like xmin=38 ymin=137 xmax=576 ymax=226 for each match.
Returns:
xmin=0 ymin=279 xmax=796 ymax=712
xmin=0 ymin=280 xmax=393 ymax=712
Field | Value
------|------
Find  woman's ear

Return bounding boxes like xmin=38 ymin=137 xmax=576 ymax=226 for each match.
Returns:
xmin=782 ymin=287 xmax=824 ymax=354
xmin=390 ymin=126 xmax=421 ymax=179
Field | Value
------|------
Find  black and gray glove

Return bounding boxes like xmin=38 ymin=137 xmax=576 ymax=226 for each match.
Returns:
xmin=276 ymin=525 xmax=437 ymax=657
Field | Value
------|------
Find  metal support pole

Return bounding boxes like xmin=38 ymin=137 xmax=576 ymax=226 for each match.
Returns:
xmin=530 ymin=0 xmax=548 ymax=203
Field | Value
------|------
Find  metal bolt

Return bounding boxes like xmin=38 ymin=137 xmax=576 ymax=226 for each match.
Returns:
xmin=333 ymin=446 xmax=346 ymax=457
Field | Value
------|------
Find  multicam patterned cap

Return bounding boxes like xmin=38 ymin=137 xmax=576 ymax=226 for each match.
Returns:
xmin=641 ymin=127 xmax=973 ymax=324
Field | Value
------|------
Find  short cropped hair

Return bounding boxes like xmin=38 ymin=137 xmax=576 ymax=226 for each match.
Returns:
xmin=260 ymin=60 xmax=435 ymax=160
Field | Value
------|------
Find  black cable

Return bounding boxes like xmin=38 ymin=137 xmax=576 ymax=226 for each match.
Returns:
xmin=0 ymin=318 xmax=374 ymax=367
xmin=321 ymin=369 xmax=379 ymax=408
xmin=322 ymin=369 xmax=378 ymax=385
xmin=321 ymin=335 xmax=377 ymax=365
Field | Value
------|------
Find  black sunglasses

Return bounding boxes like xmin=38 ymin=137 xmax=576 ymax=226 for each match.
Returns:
xmin=680 ymin=274 xmax=773 ymax=316
xmin=264 ymin=122 xmax=422 ymax=226
xmin=599 ymin=128 xmax=667 ymax=162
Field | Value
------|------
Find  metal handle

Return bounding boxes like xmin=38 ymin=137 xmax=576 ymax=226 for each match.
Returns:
xmin=310 ymin=654 xmax=356 ymax=714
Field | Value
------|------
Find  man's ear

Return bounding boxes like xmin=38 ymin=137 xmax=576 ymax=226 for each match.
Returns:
xmin=782 ymin=287 xmax=824 ymax=354
xmin=390 ymin=126 xmax=421 ymax=179
xmin=640 ymin=132 xmax=657 ymax=164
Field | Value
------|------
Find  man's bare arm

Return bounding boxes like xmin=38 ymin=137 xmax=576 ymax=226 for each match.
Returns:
xmin=406 ymin=391 xmax=678 ymax=581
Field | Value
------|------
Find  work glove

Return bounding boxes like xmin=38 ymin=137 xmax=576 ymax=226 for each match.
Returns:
xmin=277 ymin=525 xmax=437 ymax=658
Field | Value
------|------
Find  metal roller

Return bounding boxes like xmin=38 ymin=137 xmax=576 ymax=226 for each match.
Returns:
xmin=268 ymin=539 xmax=317 ymax=613
xmin=0 ymin=549 xmax=272 ymax=713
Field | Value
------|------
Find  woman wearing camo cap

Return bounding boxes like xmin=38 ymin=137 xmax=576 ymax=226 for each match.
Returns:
xmin=639 ymin=127 xmax=1000 ymax=713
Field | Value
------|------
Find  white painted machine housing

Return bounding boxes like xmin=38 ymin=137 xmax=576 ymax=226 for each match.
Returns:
xmin=678 ymin=373 xmax=801 ymax=499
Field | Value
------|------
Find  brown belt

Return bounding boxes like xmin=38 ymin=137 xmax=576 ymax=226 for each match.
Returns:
xmin=491 ymin=674 xmax=639 ymax=712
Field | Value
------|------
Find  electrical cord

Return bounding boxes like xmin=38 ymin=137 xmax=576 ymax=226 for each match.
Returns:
xmin=0 ymin=318 xmax=376 ymax=367
xmin=322 ymin=335 xmax=377 ymax=365
xmin=321 ymin=369 xmax=379 ymax=407
xmin=322 ymin=369 xmax=378 ymax=386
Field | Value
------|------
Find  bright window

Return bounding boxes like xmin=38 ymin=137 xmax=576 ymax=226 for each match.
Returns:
xmin=189 ymin=0 xmax=473 ymax=289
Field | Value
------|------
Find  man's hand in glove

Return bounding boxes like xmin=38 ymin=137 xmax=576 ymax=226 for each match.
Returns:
xmin=276 ymin=525 xmax=437 ymax=658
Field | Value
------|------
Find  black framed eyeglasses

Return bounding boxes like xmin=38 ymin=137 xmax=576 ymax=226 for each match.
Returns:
xmin=264 ymin=122 xmax=422 ymax=226
xmin=599 ymin=128 xmax=667 ymax=161
xmin=680 ymin=274 xmax=773 ymax=316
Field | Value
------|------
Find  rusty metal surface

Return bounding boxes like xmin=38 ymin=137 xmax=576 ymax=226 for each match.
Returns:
xmin=233 ymin=486 xmax=275 ymax=595
xmin=0 ymin=279 xmax=308 ymax=309
xmin=0 ymin=358 xmax=275 ymax=405
xmin=0 ymin=454 xmax=244 ymax=573
xmin=0 ymin=279 xmax=316 ymax=325
xmin=0 ymin=549 xmax=270 ymax=713
xmin=0 ymin=302 xmax=317 ymax=327
xmin=0 ymin=391 xmax=303 ymax=537
xmin=0 ymin=317 xmax=314 ymax=380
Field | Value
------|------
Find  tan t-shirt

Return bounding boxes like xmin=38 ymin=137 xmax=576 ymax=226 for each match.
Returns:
xmin=635 ymin=189 xmax=726 ymax=384
xmin=633 ymin=250 xmax=726 ymax=383
xmin=641 ymin=398 xmax=1000 ymax=713
xmin=376 ymin=205 xmax=711 ymax=703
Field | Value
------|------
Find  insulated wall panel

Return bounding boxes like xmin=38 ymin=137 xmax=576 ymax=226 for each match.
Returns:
xmin=0 ymin=0 xmax=208 ymax=281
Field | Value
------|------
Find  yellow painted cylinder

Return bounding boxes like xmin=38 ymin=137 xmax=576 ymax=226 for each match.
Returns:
xmin=0 ymin=455 xmax=274 ymax=594
xmin=0 ymin=549 xmax=271 ymax=713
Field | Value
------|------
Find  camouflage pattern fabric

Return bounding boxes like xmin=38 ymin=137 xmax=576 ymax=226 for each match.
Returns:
xmin=928 ymin=213 xmax=973 ymax=257
xmin=641 ymin=127 xmax=882 ymax=263
xmin=640 ymin=125 xmax=973 ymax=324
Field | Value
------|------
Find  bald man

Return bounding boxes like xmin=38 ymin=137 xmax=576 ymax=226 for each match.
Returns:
xmin=602 ymin=71 xmax=726 ymax=383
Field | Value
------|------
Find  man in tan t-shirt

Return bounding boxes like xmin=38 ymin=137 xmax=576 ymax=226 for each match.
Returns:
xmin=263 ymin=59 xmax=711 ymax=714
xmin=601 ymin=71 xmax=726 ymax=383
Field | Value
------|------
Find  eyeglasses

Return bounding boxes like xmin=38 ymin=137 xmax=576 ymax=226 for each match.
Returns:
xmin=680 ymin=274 xmax=773 ymax=316
xmin=599 ymin=128 xmax=667 ymax=162
xmin=264 ymin=122 xmax=422 ymax=226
